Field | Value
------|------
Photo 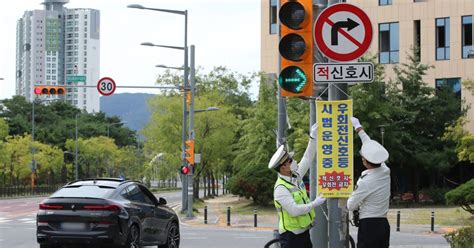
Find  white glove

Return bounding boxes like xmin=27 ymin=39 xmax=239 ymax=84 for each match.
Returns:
xmin=310 ymin=123 xmax=318 ymax=139
xmin=311 ymin=194 xmax=326 ymax=207
xmin=350 ymin=117 xmax=362 ymax=130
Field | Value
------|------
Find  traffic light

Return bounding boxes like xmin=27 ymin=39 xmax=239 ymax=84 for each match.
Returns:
xmin=34 ymin=86 xmax=66 ymax=95
xmin=180 ymin=166 xmax=190 ymax=175
xmin=185 ymin=140 xmax=195 ymax=165
xmin=279 ymin=0 xmax=313 ymax=97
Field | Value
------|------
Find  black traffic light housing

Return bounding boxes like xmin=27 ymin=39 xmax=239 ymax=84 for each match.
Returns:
xmin=279 ymin=0 xmax=313 ymax=97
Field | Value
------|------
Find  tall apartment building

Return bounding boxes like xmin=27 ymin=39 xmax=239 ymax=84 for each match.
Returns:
xmin=261 ymin=0 xmax=474 ymax=132
xmin=16 ymin=0 xmax=100 ymax=113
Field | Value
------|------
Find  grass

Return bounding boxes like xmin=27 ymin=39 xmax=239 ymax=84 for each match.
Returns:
xmin=190 ymin=194 xmax=474 ymax=228
xmin=388 ymin=207 xmax=473 ymax=226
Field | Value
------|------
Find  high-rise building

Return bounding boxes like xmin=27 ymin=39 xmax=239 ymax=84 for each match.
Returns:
xmin=16 ymin=0 xmax=100 ymax=113
xmin=261 ymin=0 xmax=474 ymax=132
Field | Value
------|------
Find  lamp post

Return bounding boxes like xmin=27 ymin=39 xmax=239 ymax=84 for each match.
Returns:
xmin=379 ymin=125 xmax=386 ymax=146
xmin=75 ymin=113 xmax=79 ymax=180
xmin=128 ymin=3 xmax=189 ymax=213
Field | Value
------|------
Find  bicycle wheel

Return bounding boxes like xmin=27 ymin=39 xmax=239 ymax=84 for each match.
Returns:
xmin=349 ymin=235 xmax=356 ymax=248
xmin=264 ymin=238 xmax=280 ymax=248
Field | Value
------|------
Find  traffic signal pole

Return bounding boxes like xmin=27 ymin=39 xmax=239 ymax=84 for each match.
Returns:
xmin=326 ymin=1 xmax=350 ymax=247
xmin=311 ymin=1 xmax=328 ymax=247
xmin=187 ymin=45 xmax=195 ymax=218
xmin=277 ymin=1 xmax=287 ymax=148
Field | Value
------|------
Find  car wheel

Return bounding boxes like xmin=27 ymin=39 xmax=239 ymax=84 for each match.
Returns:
xmin=159 ymin=222 xmax=180 ymax=248
xmin=123 ymin=224 xmax=140 ymax=248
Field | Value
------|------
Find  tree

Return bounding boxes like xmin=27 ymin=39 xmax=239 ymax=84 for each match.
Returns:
xmin=0 ymin=96 xmax=137 ymax=149
xmin=383 ymin=50 xmax=463 ymax=194
xmin=445 ymin=179 xmax=474 ymax=214
xmin=0 ymin=118 xmax=8 ymax=140
xmin=146 ymin=66 xmax=252 ymax=198
xmin=227 ymin=75 xmax=277 ymax=205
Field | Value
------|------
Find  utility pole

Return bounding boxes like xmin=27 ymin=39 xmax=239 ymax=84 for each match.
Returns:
xmin=187 ymin=45 xmax=195 ymax=218
xmin=31 ymin=99 xmax=37 ymax=191
xmin=181 ymin=10 xmax=189 ymax=213
xmin=277 ymin=0 xmax=287 ymax=148
xmin=327 ymin=0 xmax=350 ymax=247
xmin=311 ymin=1 xmax=329 ymax=247
xmin=75 ymin=113 xmax=79 ymax=180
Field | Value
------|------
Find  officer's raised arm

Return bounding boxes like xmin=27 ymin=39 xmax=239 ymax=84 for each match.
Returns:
xmin=297 ymin=123 xmax=318 ymax=177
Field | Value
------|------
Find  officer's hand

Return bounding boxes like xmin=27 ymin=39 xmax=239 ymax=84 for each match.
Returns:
xmin=350 ymin=117 xmax=362 ymax=130
xmin=311 ymin=194 xmax=326 ymax=207
xmin=310 ymin=123 xmax=318 ymax=139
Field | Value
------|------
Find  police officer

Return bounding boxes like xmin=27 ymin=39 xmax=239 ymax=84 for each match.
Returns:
xmin=348 ymin=116 xmax=391 ymax=248
xmin=268 ymin=123 xmax=326 ymax=248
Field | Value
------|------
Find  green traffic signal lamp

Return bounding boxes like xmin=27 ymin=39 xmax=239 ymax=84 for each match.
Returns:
xmin=279 ymin=66 xmax=308 ymax=94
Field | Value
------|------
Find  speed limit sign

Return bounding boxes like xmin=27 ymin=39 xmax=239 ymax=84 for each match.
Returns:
xmin=97 ymin=77 xmax=116 ymax=96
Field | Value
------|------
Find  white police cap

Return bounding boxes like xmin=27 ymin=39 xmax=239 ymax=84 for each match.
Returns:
xmin=360 ymin=140 xmax=389 ymax=164
xmin=268 ymin=145 xmax=293 ymax=169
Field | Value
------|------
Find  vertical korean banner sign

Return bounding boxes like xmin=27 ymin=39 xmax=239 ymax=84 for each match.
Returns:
xmin=316 ymin=99 xmax=353 ymax=198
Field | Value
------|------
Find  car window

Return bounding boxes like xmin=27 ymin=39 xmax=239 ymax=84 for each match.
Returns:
xmin=51 ymin=185 xmax=114 ymax=198
xmin=139 ymin=185 xmax=157 ymax=205
xmin=126 ymin=184 xmax=154 ymax=205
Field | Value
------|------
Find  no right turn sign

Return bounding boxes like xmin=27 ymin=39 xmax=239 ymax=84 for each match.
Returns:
xmin=314 ymin=3 xmax=373 ymax=62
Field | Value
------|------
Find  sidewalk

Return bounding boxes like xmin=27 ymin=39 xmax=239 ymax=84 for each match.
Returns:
xmin=179 ymin=194 xmax=277 ymax=231
xmin=178 ymin=194 xmax=463 ymax=236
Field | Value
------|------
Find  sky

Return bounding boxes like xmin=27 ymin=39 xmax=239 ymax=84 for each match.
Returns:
xmin=0 ymin=0 xmax=261 ymax=100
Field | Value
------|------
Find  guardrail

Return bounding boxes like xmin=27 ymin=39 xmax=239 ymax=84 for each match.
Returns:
xmin=0 ymin=185 xmax=62 ymax=198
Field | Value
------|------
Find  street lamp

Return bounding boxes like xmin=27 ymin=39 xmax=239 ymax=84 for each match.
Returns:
xmin=156 ymin=64 xmax=185 ymax=70
xmin=378 ymin=125 xmax=386 ymax=146
xmin=194 ymin=107 xmax=219 ymax=113
xmin=141 ymin=42 xmax=184 ymax=51
xmin=128 ymin=2 xmax=190 ymax=214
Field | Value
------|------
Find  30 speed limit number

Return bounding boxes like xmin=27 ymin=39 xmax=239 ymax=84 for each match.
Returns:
xmin=97 ymin=77 xmax=116 ymax=96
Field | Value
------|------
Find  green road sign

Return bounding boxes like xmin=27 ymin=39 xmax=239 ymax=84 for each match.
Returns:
xmin=66 ymin=75 xmax=86 ymax=82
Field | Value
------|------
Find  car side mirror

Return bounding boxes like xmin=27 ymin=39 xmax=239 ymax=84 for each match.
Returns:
xmin=158 ymin=197 xmax=167 ymax=205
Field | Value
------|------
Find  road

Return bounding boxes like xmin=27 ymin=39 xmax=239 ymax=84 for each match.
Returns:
xmin=0 ymin=191 xmax=273 ymax=248
xmin=0 ymin=191 xmax=450 ymax=247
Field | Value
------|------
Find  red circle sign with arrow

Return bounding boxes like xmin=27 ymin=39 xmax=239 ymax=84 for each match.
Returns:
xmin=314 ymin=3 xmax=373 ymax=62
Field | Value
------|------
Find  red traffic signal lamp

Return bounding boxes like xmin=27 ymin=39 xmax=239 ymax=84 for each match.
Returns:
xmin=185 ymin=140 xmax=195 ymax=165
xmin=34 ymin=86 xmax=66 ymax=95
xmin=279 ymin=0 xmax=313 ymax=97
xmin=180 ymin=165 xmax=190 ymax=175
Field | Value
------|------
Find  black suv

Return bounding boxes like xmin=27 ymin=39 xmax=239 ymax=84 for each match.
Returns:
xmin=36 ymin=178 xmax=180 ymax=248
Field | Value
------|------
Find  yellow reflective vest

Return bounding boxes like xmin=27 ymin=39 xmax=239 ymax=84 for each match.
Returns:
xmin=274 ymin=177 xmax=315 ymax=232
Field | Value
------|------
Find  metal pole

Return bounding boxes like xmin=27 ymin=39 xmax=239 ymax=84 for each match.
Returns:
xmin=396 ymin=210 xmax=400 ymax=231
xmin=31 ymin=99 xmax=36 ymax=190
xmin=187 ymin=45 xmax=195 ymax=218
xmin=277 ymin=0 xmax=286 ymax=148
xmin=227 ymin=207 xmax=231 ymax=226
xmin=75 ymin=113 xmax=79 ymax=180
xmin=327 ymin=1 xmax=349 ymax=246
xmin=312 ymin=1 xmax=329 ymax=247
xmin=204 ymin=205 xmax=208 ymax=224
xmin=431 ymin=211 xmax=435 ymax=232
xmin=181 ymin=10 xmax=189 ymax=213
xmin=254 ymin=208 xmax=258 ymax=227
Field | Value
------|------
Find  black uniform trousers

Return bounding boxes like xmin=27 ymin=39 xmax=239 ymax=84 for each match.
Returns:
xmin=280 ymin=229 xmax=312 ymax=248
xmin=357 ymin=218 xmax=390 ymax=248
